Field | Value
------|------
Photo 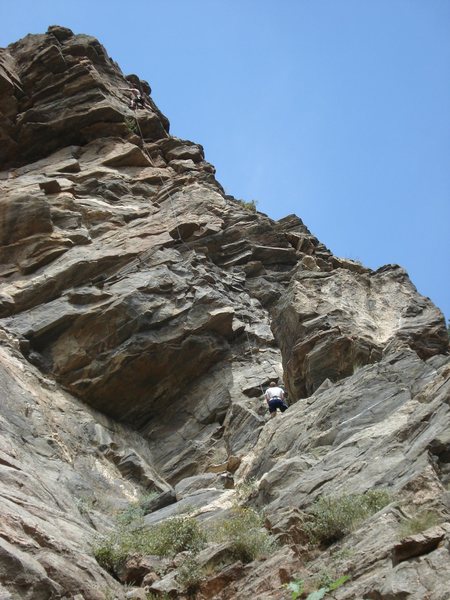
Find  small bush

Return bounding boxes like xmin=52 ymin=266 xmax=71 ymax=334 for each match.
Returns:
xmin=93 ymin=527 xmax=136 ymax=573
xmin=213 ymin=507 xmax=275 ymax=563
xmin=115 ymin=492 xmax=159 ymax=526
xmin=235 ymin=478 xmax=258 ymax=503
xmin=399 ymin=510 xmax=441 ymax=538
xmin=362 ymin=490 xmax=391 ymax=513
xmin=286 ymin=578 xmax=304 ymax=600
xmin=116 ymin=504 xmax=145 ymax=527
xmin=93 ymin=514 xmax=206 ymax=575
xmin=124 ymin=116 xmax=138 ymax=133
xmin=147 ymin=515 xmax=206 ymax=557
xmin=94 ymin=544 xmax=118 ymax=574
xmin=286 ymin=575 xmax=349 ymax=600
xmin=177 ymin=553 xmax=203 ymax=593
xmin=139 ymin=491 xmax=158 ymax=508
xmin=305 ymin=490 xmax=391 ymax=545
xmin=236 ymin=199 xmax=258 ymax=212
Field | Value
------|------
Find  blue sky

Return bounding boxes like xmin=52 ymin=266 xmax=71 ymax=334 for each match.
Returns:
xmin=1 ymin=1 xmax=449 ymax=319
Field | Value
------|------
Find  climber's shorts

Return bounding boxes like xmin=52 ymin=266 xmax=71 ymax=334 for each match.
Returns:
xmin=267 ymin=398 xmax=288 ymax=413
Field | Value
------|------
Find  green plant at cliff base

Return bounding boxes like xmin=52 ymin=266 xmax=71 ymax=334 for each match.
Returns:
xmin=305 ymin=489 xmax=391 ymax=546
xmin=139 ymin=490 xmax=159 ymax=507
xmin=286 ymin=574 xmax=350 ymax=600
xmin=151 ymin=514 xmax=206 ymax=556
xmin=212 ymin=506 xmax=276 ymax=563
xmin=177 ymin=552 xmax=204 ymax=594
xmin=286 ymin=578 xmax=304 ymax=600
xmin=114 ymin=491 xmax=158 ymax=526
xmin=93 ymin=513 xmax=206 ymax=575
xmin=399 ymin=510 xmax=441 ymax=538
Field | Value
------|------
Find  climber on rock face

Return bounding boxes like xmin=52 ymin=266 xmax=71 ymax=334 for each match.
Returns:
xmin=120 ymin=87 xmax=148 ymax=110
xmin=264 ymin=381 xmax=288 ymax=418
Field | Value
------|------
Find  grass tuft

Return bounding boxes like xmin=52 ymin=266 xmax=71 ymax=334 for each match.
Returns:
xmin=399 ymin=510 xmax=441 ymax=538
xmin=305 ymin=489 xmax=391 ymax=545
xmin=212 ymin=507 xmax=276 ymax=563
xmin=236 ymin=198 xmax=258 ymax=212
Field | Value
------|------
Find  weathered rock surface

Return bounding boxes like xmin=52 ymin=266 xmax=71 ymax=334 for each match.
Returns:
xmin=0 ymin=334 xmax=149 ymax=600
xmin=0 ymin=27 xmax=449 ymax=600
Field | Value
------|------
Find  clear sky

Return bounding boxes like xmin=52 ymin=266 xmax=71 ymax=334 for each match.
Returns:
xmin=1 ymin=1 xmax=449 ymax=319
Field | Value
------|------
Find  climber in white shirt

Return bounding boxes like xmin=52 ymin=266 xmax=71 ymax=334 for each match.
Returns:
xmin=264 ymin=381 xmax=288 ymax=418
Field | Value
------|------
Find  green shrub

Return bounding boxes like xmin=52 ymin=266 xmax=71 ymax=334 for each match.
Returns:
xmin=116 ymin=504 xmax=145 ymax=527
xmin=115 ymin=492 xmax=159 ymax=526
xmin=93 ymin=514 xmax=206 ymax=575
xmin=124 ymin=116 xmax=138 ymax=133
xmin=147 ymin=515 xmax=206 ymax=557
xmin=399 ymin=510 xmax=441 ymax=538
xmin=286 ymin=579 xmax=304 ymax=600
xmin=94 ymin=544 xmax=118 ymax=574
xmin=177 ymin=553 xmax=203 ymax=593
xmin=139 ymin=491 xmax=158 ymax=510
xmin=235 ymin=477 xmax=258 ymax=502
xmin=286 ymin=575 xmax=349 ymax=600
xmin=236 ymin=199 xmax=258 ymax=212
xmin=93 ymin=526 xmax=137 ymax=573
xmin=362 ymin=490 xmax=391 ymax=513
xmin=212 ymin=507 xmax=275 ymax=563
xmin=305 ymin=490 xmax=391 ymax=545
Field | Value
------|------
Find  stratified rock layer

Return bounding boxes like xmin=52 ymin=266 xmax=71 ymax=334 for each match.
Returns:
xmin=0 ymin=26 xmax=449 ymax=600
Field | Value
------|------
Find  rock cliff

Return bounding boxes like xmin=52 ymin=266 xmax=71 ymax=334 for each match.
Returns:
xmin=0 ymin=26 xmax=449 ymax=600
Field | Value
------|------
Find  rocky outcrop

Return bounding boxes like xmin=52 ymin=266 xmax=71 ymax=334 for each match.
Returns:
xmin=0 ymin=331 xmax=165 ymax=600
xmin=272 ymin=263 xmax=447 ymax=400
xmin=0 ymin=26 xmax=168 ymax=168
xmin=0 ymin=27 xmax=449 ymax=600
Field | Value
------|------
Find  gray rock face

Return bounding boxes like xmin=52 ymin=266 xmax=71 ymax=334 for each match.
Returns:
xmin=272 ymin=264 xmax=448 ymax=400
xmin=0 ymin=336 xmax=139 ymax=599
xmin=0 ymin=28 xmax=449 ymax=600
xmin=244 ymin=347 xmax=450 ymax=507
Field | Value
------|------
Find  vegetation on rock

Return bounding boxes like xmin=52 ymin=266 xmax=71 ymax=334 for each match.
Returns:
xmin=236 ymin=198 xmax=258 ymax=212
xmin=94 ymin=512 xmax=206 ymax=575
xmin=304 ymin=490 xmax=391 ymax=545
xmin=235 ymin=477 xmax=259 ymax=503
xmin=124 ymin=116 xmax=138 ymax=134
xmin=212 ymin=506 xmax=276 ymax=562
xmin=399 ymin=510 xmax=442 ymax=538
xmin=176 ymin=553 xmax=204 ymax=594
xmin=286 ymin=574 xmax=350 ymax=600
xmin=94 ymin=500 xmax=277 ymax=585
